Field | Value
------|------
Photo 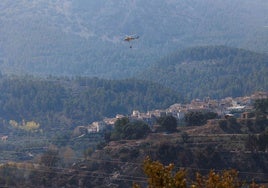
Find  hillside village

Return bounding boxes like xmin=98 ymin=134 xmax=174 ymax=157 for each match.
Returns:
xmin=75 ymin=91 xmax=268 ymax=135
xmin=0 ymin=91 xmax=266 ymax=188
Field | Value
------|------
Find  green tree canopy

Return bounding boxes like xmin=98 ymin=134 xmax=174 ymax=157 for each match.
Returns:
xmin=184 ymin=111 xmax=218 ymax=126
xmin=254 ymin=98 xmax=268 ymax=115
xmin=111 ymin=117 xmax=150 ymax=140
xmin=157 ymin=115 xmax=178 ymax=132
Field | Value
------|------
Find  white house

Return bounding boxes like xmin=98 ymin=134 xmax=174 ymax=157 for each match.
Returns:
xmin=88 ymin=121 xmax=106 ymax=133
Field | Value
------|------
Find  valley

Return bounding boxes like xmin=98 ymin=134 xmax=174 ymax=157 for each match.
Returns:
xmin=0 ymin=1 xmax=267 ymax=187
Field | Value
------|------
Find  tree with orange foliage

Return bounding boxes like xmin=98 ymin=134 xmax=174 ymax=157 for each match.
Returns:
xmin=133 ymin=156 xmax=187 ymax=188
xmin=134 ymin=157 xmax=265 ymax=188
xmin=192 ymin=169 xmax=242 ymax=188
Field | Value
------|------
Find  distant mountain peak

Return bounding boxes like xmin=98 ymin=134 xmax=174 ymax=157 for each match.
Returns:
xmin=0 ymin=1 xmax=267 ymax=78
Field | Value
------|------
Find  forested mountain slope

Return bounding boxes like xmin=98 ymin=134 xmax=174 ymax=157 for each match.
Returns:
xmin=140 ymin=46 xmax=268 ymax=100
xmin=0 ymin=76 xmax=180 ymax=128
xmin=0 ymin=1 xmax=267 ymax=78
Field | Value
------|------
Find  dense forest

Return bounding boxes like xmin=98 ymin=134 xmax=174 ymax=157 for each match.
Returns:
xmin=0 ymin=45 xmax=266 ymax=128
xmin=0 ymin=75 xmax=180 ymax=129
xmin=140 ymin=46 xmax=268 ymax=100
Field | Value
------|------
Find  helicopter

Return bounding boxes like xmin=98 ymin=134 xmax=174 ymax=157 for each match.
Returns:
xmin=124 ymin=34 xmax=139 ymax=48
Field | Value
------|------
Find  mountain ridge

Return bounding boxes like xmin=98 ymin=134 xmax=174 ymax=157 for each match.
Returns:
xmin=0 ymin=0 xmax=267 ymax=78
xmin=140 ymin=45 xmax=268 ymax=100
